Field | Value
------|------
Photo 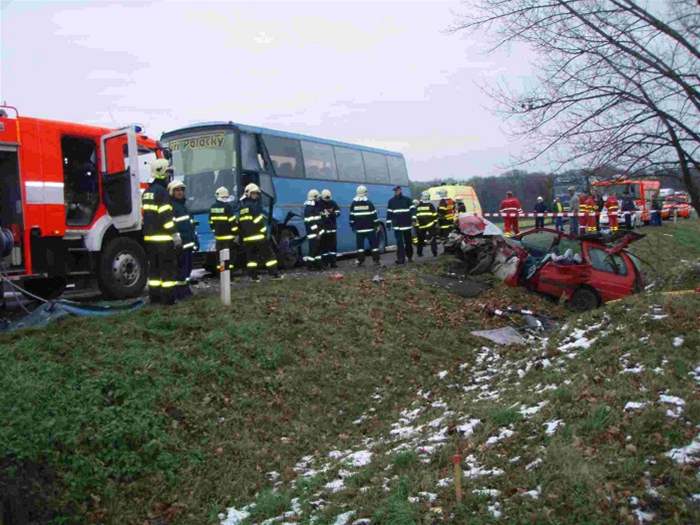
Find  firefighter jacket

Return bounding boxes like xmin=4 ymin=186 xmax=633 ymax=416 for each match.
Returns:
xmin=438 ymin=198 xmax=456 ymax=226
xmin=238 ymin=197 xmax=268 ymax=243
xmin=172 ymin=197 xmax=197 ymax=250
xmin=387 ymin=194 xmax=415 ymax=231
xmin=320 ymin=199 xmax=340 ymax=232
xmin=142 ymin=179 xmax=176 ymax=242
xmin=498 ymin=197 xmax=523 ymax=218
xmin=554 ymin=200 xmax=564 ymax=214
xmin=349 ymin=197 xmax=379 ymax=233
xmin=604 ymin=195 xmax=619 ymax=216
xmin=209 ymin=199 xmax=238 ymax=242
xmin=303 ymin=200 xmax=323 ymax=239
xmin=414 ymin=201 xmax=437 ymax=230
xmin=534 ymin=201 xmax=548 ymax=214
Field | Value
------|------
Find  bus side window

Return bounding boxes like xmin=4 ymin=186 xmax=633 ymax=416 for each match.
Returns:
xmin=242 ymin=133 xmax=264 ymax=172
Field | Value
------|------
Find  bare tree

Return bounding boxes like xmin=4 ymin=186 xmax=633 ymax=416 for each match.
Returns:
xmin=453 ymin=0 xmax=700 ymax=215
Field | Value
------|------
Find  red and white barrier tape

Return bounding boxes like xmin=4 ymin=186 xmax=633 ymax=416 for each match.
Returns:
xmin=465 ymin=210 xmax=663 ymax=218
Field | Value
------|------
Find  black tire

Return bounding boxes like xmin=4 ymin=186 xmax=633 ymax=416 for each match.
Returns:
xmin=21 ymin=277 xmax=66 ymax=301
xmin=568 ymin=287 xmax=599 ymax=311
xmin=276 ymin=228 xmax=301 ymax=269
xmin=97 ymin=237 xmax=147 ymax=299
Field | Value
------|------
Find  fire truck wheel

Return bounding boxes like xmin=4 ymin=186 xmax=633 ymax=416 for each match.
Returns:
xmin=98 ymin=237 xmax=147 ymax=299
xmin=21 ymin=277 xmax=66 ymax=301
xmin=568 ymin=286 xmax=600 ymax=311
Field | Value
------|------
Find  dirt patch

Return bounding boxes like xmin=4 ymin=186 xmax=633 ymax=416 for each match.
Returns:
xmin=0 ymin=456 xmax=70 ymax=525
xmin=419 ymin=274 xmax=492 ymax=298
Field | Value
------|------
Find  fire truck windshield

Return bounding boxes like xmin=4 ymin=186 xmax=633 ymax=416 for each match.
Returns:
xmin=167 ymin=130 xmax=237 ymax=213
xmin=601 ymin=183 xmax=640 ymax=198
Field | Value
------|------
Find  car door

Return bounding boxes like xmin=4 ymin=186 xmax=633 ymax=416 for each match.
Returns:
xmin=583 ymin=244 xmax=635 ymax=301
xmin=100 ymin=127 xmax=141 ymax=231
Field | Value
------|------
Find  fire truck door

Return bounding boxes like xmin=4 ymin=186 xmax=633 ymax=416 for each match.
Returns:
xmin=100 ymin=127 xmax=141 ymax=231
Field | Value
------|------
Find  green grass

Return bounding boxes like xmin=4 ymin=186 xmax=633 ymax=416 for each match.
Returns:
xmin=0 ymin=220 xmax=698 ymax=524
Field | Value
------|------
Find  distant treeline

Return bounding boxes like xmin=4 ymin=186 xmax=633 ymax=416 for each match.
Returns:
xmin=410 ymin=168 xmax=698 ymax=213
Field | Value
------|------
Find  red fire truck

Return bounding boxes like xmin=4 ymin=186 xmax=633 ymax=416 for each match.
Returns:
xmin=591 ymin=178 xmax=660 ymax=225
xmin=0 ymin=107 xmax=162 ymax=299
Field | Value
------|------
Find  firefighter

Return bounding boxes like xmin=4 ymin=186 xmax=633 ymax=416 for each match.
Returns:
xmin=142 ymin=159 xmax=180 ymax=305
xmin=303 ymin=189 xmax=323 ymax=271
xmin=498 ymin=191 xmax=522 ymax=237
xmin=386 ymin=185 xmax=415 ymax=265
xmin=621 ymin=192 xmax=636 ymax=230
xmin=414 ymin=191 xmax=438 ymax=257
xmin=169 ymin=181 xmax=196 ymax=300
xmin=604 ymin=193 xmax=619 ymax=233
xmin=437 ymin=194 xmax=456 ymax=239
xmin=583 ymin=191 xmax=598 ymax=234
xmin=553 ymin=196 xmax=564 ymax=231
xmin=320 ymin=189 xmax=340 ymax=268
xmin=349 ymin=185 xmax=381 ymax=266
xmin=238 ymin=183 xmax=282 ymax=281
xmin=534 ymin=196 xmax=547 ymax=229
xmin=209 ymin=186 xmax=238 ymax=273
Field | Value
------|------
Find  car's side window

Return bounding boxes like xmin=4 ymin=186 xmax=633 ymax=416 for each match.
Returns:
xmin=588 ymin=248 xmax=628 ymax=275
xmin=520 ymin=231 xmax=558 ymax=255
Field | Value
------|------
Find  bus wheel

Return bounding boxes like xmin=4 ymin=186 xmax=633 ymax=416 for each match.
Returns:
xmin=21 ymin=277 xmax=66 ymax=301
xmin=276 ymin=228 xmax=300 ymax=269
xmin=377 ymin=224 xmax=387 ymax=253
xmin=97 ymin=237 xmax=147 ymax=299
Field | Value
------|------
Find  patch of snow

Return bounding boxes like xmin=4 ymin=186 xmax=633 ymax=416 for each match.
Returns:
xmin=690 ymin=366 xmax=700 ymax=384
xmin=473 ymin=488 xmax=501 ymax=498
xmin=456 ymin=418 xmax=481 ymax=436
xmin=345 ymin=450 xmax=373 ymax=467
xmin=624 ymin=401 xmax=648 ymax=411
xmin=417 ymin=491 xmax=437 ymax=502
xmin=525 ymin=458 xmax=543 ymax=470
xmin=509 ymin=456 xmax=521 ymax=464
xmin=332 ymin=511 xmax=355 ymax=525
xmin=464 ymin=454 xmax=504 ymax=478
xmin=543 ymin=419 xmax=563 ymax=436
xmin=632 ymin=509 xmax=655 ymax=523
xmin=522 ymin=486 xmax=542 ymax=499
xmin=659 ymin=394 xmax=686 ymax=406
xmin=519 ymin=401 xmax=548 ymax=418
xmin=665 ymin=434 xmax=700 ymax=464
xmin=437 ymin=370 xmax=448 ymax=379
xmin=324 ymin=478 xmax=346 ymax=493
xmin=352 ymin=520 xmax=371 ymax=525
xmin=436 ymin=477 xmax=452 ymax=487
xmin=487 ymin=502 xmax=502 ymax=519
xmin=672 ymin=336 xmax=684 ymax=347
xmin=485 ymin=427 xmax=515 ymax=447
xmin=353 ymin=415 xmax=367 ymax=425
xmin=622 ymin=364 xmax=644 ymax=374
xmin=690 ymin=494 xmax=700 ymax=502
xmin=220 ymin=506 xmax=252 ymax=525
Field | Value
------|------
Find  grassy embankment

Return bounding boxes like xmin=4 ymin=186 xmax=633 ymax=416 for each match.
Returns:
xmin=1 ymin=220 xmax=698 ymax=524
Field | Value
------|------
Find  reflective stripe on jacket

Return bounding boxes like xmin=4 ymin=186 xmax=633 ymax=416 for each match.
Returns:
xmin=387 ymin=194 xmax=415 ymax=230
xmin=142 ymin=180 xmax=175 ymax=242
xmin=303 ymin=200 xmax=324 ymax=239
xmin=209 ymin=200 xmax=238 ymax=241
xmin=349 ymin=198 xmax=379 ymax=233
xmin=415 ymin=201 xmax=437 ymax=229
xmin=238 ymin=197 xmax=267 ymax=243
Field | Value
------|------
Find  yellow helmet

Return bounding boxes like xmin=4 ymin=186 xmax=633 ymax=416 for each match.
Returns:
xmin=150 ymin=158 xmax=171 ymax=179
xmin=167 ymin=180 xmax=186 ymax=196
xmin=215 ymin=186 xmax=230 ymax=199
xmin=244 ymin=183 xmax=261 ymax=196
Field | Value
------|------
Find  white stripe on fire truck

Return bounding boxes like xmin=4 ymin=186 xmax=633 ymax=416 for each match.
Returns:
xmin=25 ymin=181 xmax=65 ymax=205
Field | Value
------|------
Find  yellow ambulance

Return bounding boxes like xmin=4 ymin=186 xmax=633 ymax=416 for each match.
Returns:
xmin=426 ymin=185 xmax=482 ymax=215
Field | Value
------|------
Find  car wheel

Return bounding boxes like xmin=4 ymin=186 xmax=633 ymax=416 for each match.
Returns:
xmin=97 ymin=237 xmax=147 ymax=299
xmin=568 ymin=287 xmax=599 ymax=311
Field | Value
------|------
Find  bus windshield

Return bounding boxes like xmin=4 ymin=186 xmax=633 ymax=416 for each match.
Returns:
xmin=168 ymin=130 xmax=237 ymax=213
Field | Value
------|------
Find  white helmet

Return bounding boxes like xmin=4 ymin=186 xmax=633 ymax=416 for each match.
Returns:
xmin=356 ymin=185 xmax=368 ymax=197
xmin=244 ymin=182 xmax=261 ymax=196
xmin=321 ymin=189 xmax=332 ymax=200
xmin=150 ymin=158 xmax=171 ymax=179
xmin=215 ymin=186 xmax=230 ymax=199
xmin=307 ymin=189 xmax=320 ymax=201
xmin=421 ymin=191 xmax=430 ymax=201
xmin=168 ymin=180 xmax=186 ymax=196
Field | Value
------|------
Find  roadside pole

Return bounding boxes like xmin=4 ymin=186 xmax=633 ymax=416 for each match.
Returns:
xmin=220 ymin=249 xmax=231 ymax=306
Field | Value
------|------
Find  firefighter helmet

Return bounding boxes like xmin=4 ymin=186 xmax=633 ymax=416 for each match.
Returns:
xmin=356 ymin=185 xmax=368 ymax=197
xmin=150 ymin=158 xmax=170 ymax=179
xmin=421 ymin=191 xmax=430 ymax=201
xmin=307 ymin=189 xmax=320 ymax=201
xmin=244 ymin=183 xmax=261 ymax=196
xmin=321 ymin=189 xmax=332 ymax=200
xmin=168 ymin=180 xmax=186 ymax=196
xmin=215 ymin=186 xmax=230 ymax=199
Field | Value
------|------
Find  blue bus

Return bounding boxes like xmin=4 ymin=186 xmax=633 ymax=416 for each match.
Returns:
xmin=160 ymin=122 xmax=411 ymax=269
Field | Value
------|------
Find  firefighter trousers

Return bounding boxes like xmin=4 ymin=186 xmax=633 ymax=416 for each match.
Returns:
xmin=320 ymin=231 xmax=337 ymax=267
xmin=244 ymin=239 xmax=279 ymax=278
xmin=305 ymin=236 xmax=321 ymax=270
xmin=394 ymin=228 xmax=413 ymax=263
xmin=146 ymin=241 xmax=178 ymax=305
xmin=416 ymin=227 xmax=437 ymax=256
xmin=175 ymin=248 xmax=193 ymax=300
xmin=355 ymin=230 xmax=380 ymax=264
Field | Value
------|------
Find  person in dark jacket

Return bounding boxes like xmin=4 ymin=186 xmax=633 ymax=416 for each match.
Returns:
xmin=238 ymin=183 xmax=282 ymax=281
xmin=387 ymin=185 xmax=415 ymax=264
xmin=209 ymin=186 xmax=238 ymax=273
xmin=414 ymin=191 xmax=438 ymax=257
xmin=169 ymin=181 xmax=196 ymax=299
xmin=437 ymin=195 xmax=456 ymax=239
xmin=142 ymin=159 xmax=180 ymax=305
xmin=320 ymin=189 xmax=340 ymax=268
xmin=651 ymin=194 xmax=663 ymax=226
xmin=349 ymin=185 xmax=380 ymax=266
xmin=303 ymin=189 xmax=323 ymax=270
xmin=534 ymin=196 xmax=547 ymax=229
xmin=621 ymin=192 xmax=636 ymax=230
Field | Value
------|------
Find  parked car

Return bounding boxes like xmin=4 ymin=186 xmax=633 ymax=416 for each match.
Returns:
xmin=508 ymin=228 xmax=645 ymax=310
xmin=661 ymin=192 xmax=692 ymax=220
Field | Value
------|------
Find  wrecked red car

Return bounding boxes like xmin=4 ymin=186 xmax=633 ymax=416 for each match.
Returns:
xmin=508 ymin=228 xmax=645 ymax=310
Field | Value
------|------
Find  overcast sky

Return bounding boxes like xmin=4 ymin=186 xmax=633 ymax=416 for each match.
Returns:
xmin=1 ymin=0 xmax=541 ymax=180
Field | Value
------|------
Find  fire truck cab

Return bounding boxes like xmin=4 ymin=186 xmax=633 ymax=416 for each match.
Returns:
xmin=0 ymin=107 xmax=161 ymax=299
xmin=591 ymin=178 xmax=660 ymax=225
